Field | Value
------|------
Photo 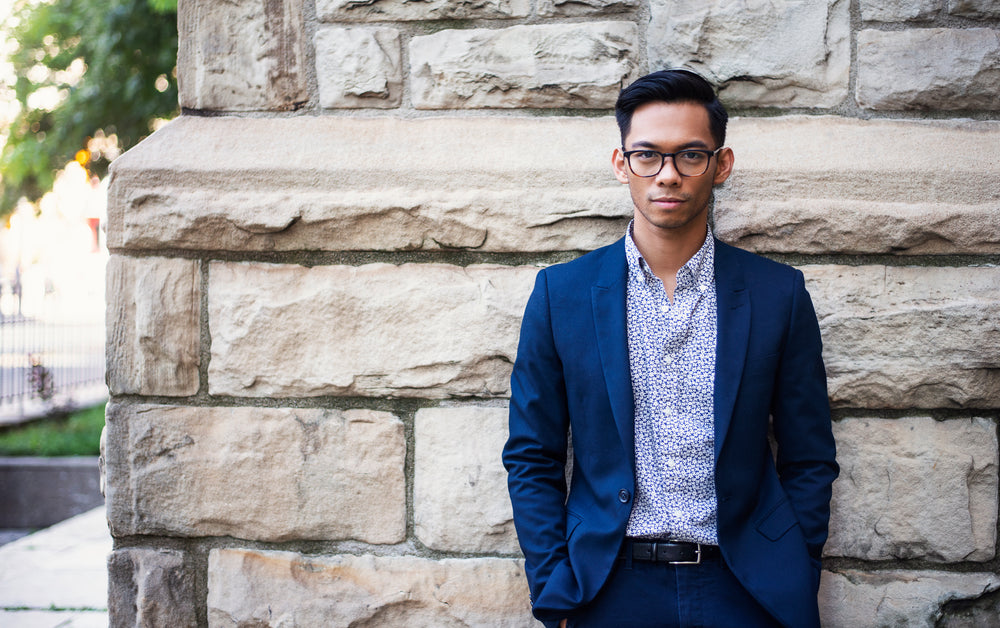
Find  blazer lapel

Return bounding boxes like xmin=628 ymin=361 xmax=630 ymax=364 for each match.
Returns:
xmin=713 ymin=239 xmax=750 ymax=459
xmin=591 ymin=239 xmax=635 ymax=466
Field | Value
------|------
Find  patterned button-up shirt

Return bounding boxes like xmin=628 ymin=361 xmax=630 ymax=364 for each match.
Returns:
xmin=624 ymin=223 xmax=719 ymax=544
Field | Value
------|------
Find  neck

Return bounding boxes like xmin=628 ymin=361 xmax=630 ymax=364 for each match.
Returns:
xmin=631 ymin=220 xmax=709 ymax=288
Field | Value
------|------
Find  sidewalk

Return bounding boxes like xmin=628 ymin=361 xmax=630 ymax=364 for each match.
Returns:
xmin=0 ymin=506 xmax=110 ymax=627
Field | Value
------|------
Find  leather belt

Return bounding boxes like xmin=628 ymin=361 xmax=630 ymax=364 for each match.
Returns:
xmin=620 ymin=539 xmax=720 ymax=565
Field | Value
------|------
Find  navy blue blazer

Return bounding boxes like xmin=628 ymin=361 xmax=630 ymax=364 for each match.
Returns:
xmin=503 ymin=237 xmax=838 ymax=628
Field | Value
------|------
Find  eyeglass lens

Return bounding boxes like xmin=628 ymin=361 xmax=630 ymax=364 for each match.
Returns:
xmin=627 ymin=150 xmax=713 ymax=177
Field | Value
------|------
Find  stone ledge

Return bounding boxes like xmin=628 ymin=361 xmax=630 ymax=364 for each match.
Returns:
xmin=107 ymin=115 xmax=1000 ymax=255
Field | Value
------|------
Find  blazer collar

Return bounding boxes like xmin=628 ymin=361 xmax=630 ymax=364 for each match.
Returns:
xmin=713 ymin=239 xmax=750 ymax=458
xmin=589 ymin=237 xmax=751 ymax=465
xmin=591 ymin=238 xmax=636 ymax=466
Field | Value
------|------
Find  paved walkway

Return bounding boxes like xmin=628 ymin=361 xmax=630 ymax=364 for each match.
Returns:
xmin=0 ymin=507 xmax=110 ymax=627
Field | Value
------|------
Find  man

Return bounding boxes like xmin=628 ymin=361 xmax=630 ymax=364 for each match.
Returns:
xmin=502 ymin=69 xmax=838 ymax=628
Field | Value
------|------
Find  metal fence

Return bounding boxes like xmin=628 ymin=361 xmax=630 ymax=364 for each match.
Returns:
xmin=0 ymin=315 xmax=105 ymax=418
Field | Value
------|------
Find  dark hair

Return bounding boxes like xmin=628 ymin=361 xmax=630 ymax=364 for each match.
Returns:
xmin=615 ymin=69 xmax=728 ymax=148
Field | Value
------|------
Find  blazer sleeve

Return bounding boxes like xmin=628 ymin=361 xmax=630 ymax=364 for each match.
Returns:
xmin=502 ymin=269 xmax=574 ymax=611
xmin=770 ymin=269 xmax=839 ymax=565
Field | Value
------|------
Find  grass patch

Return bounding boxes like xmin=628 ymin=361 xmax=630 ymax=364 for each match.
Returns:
xmin=0 ymin=404 xmax=105 ymax=456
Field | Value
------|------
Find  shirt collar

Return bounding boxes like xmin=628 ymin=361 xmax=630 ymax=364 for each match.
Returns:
xmin=624 ymin=220 xmax=715 ymax=289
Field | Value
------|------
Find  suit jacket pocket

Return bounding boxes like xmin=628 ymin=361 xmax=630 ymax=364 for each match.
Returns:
xmin=755 ymin=500 xmax=799 ymax=541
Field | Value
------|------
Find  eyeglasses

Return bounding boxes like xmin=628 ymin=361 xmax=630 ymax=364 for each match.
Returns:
xmin=622 ymin=147 xmax=722 ymax=178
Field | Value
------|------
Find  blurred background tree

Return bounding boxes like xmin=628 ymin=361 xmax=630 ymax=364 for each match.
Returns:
xmin=0 ymin=0 xmax=178 ymax=217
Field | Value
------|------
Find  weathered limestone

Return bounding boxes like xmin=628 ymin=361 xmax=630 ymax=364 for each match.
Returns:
xmin=715 ymin=117 xmax=1000 ymax=255
xmin=538 ymin=0 xmax=639 ymax=16
xmin=819 ymin=570 xmax=1000 ymax=628
xmin=177 ymin=0 xmax=308 ymax=111
xmin=647 ymin=0 xmax=850 ymax=108
xmin=316 ymin=0 xmax=530 ymax=21
xmin=860 ymin=0 xmax=940 ymax=21
xmin=208 ymin=262 xmax=537 ymax=398
xmin=315 ymin=27 xmax=402 ymax=109
xmin=804 ymin=266 xmax=1000 ymax=409
xmin=714 ymin=200 xmax=1000 ymax=255
xmin=410 ymin=22 xmax=639 ymax=109
xmin=107 ymin=116 xmax=1000 ymax=255
xmin=104 ymin=115 xmax=625 ymax=252
xmin=108 ymin=549 xmax=196 ymax=628
xmin=104 ymin=403 xmax=406 ymax=543
xmin=949 ymin=0 xmax=1000 ymax=18
xmin=105 ymin=256 xmax=200 ymax=396
xmin=826 ymin=417 xmax=998 ymax=561
xmin=857 ymin=29 xmax=1000 ymax=110
xmin=207 ymin=549 xmax=534 ymax=627
xmin=414 ymin=407 xmax=517 ymax=553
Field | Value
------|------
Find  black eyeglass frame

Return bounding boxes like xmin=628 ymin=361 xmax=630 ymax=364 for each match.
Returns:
xmin=621 ymin=147 xmax=723 ymax=178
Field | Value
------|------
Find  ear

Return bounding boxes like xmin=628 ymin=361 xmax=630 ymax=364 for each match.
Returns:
xmin=712 ymin=147 xmax=734 ymax=186
xmin=612 ymin=147 xmax=630 ymax=184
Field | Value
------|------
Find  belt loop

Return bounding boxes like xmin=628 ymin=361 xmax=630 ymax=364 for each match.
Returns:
xmin=624 ymin=539 xmax=633 ymax=569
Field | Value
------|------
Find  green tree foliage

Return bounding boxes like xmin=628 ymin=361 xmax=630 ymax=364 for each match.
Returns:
xmin=0 ymin=0 xmax=178 ymax=216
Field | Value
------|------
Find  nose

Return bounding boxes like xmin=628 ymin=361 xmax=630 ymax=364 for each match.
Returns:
xmin=654 ymin=155 xmax=682 ymax=185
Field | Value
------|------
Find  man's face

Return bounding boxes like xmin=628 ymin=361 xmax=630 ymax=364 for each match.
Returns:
xmin=612 ymin=101 xmax=733 ymax=240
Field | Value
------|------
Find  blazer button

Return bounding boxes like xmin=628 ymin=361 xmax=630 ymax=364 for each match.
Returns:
xmin=618 ymin=489 xmax=631 ymax=503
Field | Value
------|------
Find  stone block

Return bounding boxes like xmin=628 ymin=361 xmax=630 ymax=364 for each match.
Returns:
xmin=538 ymin=0 xmax=639 ymax=16
xmin=108 ymin=549 xmax=196 ymax=628
xmin=857 ymin=29 xmax=1000 ymax=110
xmin=714 ymin=117 xmax=1000 ymax=255
xmin=826 ymin=417 xmax=998 ymax=562
xmin=107 ymin=116 xmax=1000 ymax=256
xmin=106 ymin=256 xmax=200 ymax=396
xmin=207 ymin=549 xmax=534 ymax=627
xmin=208 ymin=262 xmax=537 ymax=398
xmin=860 ymin=0 xmax=940 ymax=21
xmin=317 ymin=0 xmax=529 ymax=21
xmin=647 ymin=0 xmax=850 ymax=108
xmin=803 ymin=266 xmax=1000 ymax=409
xmin=104 ymin=403 xmax=406 ymax=543
xmin=819 ymin=570 xmax=1000 ymax=628
xmin=315 ymin=27 xmax=402 ymax=109
xmin=177 ymin=0 xmax=308 ymax=111
xmin=949 ymin=0 xmax=1000 ymax=18
xmin=410 ymin=22 xmax=639 ymax=109
xmin=414 ymin=407 xmax=517 ymax=553
xmin=106 ymin=116 xmax=627 ymax=253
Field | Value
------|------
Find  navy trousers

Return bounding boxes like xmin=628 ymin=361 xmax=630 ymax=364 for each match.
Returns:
xmin=566 ymin=552 xmax=782 ymax=628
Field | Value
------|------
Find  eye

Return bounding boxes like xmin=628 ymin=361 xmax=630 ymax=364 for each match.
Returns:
xmin=632 ymin=151 xmax=660 ymax=162
xmin=677 ymin=150 xmax=706 ymax=162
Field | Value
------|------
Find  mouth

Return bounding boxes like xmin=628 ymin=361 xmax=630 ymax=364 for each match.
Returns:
xmin=651 ymin=197 xmax=687 ymax=207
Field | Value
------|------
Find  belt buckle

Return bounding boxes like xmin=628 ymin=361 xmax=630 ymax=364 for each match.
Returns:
xmin=669 ymin=543 xmax=702 ymax=565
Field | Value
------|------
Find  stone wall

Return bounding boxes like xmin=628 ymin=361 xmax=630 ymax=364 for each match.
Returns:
xmin=104 ymin=0 xmax=1000 ymax=625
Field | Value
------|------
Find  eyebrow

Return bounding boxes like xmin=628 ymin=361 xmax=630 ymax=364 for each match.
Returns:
xmin=627 ymin=140 xmax=712 ymax=150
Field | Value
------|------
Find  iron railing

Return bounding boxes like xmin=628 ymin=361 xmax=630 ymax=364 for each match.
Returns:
xmin=0 ymin=315 xmax=105 ymax=417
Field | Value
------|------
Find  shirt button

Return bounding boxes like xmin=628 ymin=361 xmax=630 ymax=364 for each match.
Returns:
xmin=659 ymin=304 xmax=669 ymax=313
xmin=672 ymin=509 xmax=684 ymax=518
xmin=666 ymin=459 xmax=676 ymax=468
xmin=664 ymin=354 xmax=674 ymax=366
xmin=618 ymin=489 xmax=631 ymax=503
